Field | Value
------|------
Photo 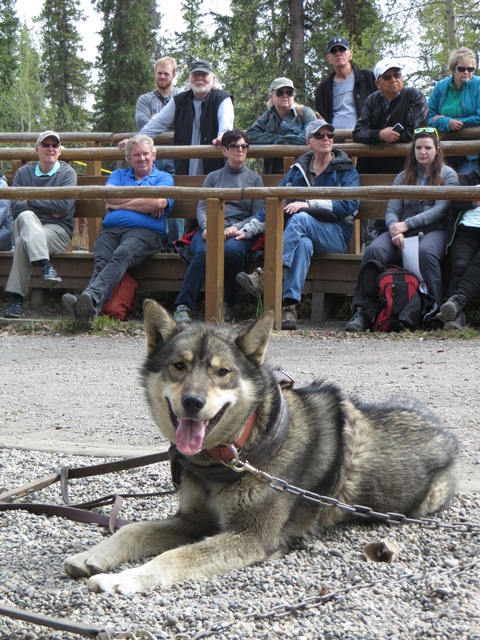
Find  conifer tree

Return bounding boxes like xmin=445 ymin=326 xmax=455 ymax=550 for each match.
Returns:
xmin=37 ymin=0 xmax=92 ymax=131
xmin=93 ymin=0 xmax=161 ymax=132
xmin=0 ymin=0 xmax=19 ymax=90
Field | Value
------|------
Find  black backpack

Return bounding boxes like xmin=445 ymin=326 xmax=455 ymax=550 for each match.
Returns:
xmin=360 ymin=261 xmax=438 ymax=332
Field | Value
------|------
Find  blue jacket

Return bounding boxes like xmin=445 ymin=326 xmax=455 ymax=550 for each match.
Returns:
xmin=428 ymin=75 xmax=480 ymax=132
xmin=242 ymin=149 xmax=359 ymax=243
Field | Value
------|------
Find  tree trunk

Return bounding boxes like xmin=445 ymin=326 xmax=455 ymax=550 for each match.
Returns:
xmin=289 ymin=0 xmax=305 ymax=89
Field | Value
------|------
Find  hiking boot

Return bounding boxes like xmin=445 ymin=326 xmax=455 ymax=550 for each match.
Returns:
xmin=236 ymin=267 xmax=264 ymax=298
xmin=444 ymin=311 xmax=467 ymax=331
xmin=62 ymin=293 xmax=77 ymax=319
xmin=437 ymin=294 xmax=467 ymax=323
xmin=5 ymin=299 xmax=24 ymax=318
xmin=345 ymin=308 xmax=368 ymax=333
xmin=223 ymin=304 xmax=235 ymax=323
xmin=281 ymin=304 xmax=297 ymax=330
xmin=173 ymin=304 xmax=192 ymax=324
xmin=41 ymin=264 xmax=62 ymax=287
xmin=75 ymin=292 xmax=95 ymax=330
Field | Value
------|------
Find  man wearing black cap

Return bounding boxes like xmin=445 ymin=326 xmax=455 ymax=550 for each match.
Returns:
xmin=124 ymin=59 xmax=234 ymax=177
xmin=314 ymin=37 xmax=375 ymax=130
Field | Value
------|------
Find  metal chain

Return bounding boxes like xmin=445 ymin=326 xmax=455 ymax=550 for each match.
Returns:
xmin=220 ymin=444 xmax=480 ymax=534
xmin=181 ymin=559 xmax=479 ymax=639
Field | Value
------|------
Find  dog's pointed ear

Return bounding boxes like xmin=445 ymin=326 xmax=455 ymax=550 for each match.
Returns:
xmin=236 ymin=311 xmax=274 ymax=364
xmin=143 ymin=299 xmax=180 ymax=352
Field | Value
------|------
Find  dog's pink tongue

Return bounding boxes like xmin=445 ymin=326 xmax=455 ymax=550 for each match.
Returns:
xmin=176 ymin=418 xmax=207 ymax=455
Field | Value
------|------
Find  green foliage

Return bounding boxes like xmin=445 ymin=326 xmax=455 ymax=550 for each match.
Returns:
xmin=92 ymin=0 xmax=161 ymax=132
xmin=38 ymin=0 xmax=92 ymax=131
xmin=2 ymin=24 xmax=46 ymax=131
xmin=0 ymin=0 xmax=19 ymax=90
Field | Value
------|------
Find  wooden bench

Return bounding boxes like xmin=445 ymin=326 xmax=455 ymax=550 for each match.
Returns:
xmin=1 ymin=135 xmax=480 ymax=326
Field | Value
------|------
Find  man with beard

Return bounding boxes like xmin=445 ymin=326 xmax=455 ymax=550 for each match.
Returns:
xmin=121 ymin=59 xmax=234 ymax=177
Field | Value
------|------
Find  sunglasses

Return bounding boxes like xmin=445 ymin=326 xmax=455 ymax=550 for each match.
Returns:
xmin=380 ymin=71 xmax=402 ymax=81
xmin=310 ymin=131 xmax=334 ymax=140
xmin=457 ymin=66 xmax=475 ymax=73
xmin=275 ymin=89 xmax=294 ymax=97
xmin=414 ymin=127 xmax=439 ymax=140
xmin=227 ymin=143 xmax=249 ymax=150
xmin=329 ymin=46 xmax=346 ymax=54
xmin=39 ymin=142 xmax=60 ymax=149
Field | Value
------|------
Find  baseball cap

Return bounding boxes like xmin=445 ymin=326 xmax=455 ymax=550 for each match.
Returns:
xmin=306 ymin=119 xmax=335 ymax=138
xmin=189 ymin=59 xmax=213 ymax=74
xmin=269 ymin=77 xmax=295 ymax=93
xmin=374 ymin=58 xmax=405 ymax=80
xmin=327 ymin=36 xmax=349 ymax=52
xmin=36 ymin=130 xmax=61 ymax=146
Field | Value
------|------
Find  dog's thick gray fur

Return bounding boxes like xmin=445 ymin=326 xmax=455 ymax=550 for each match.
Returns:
xmin=64 ymin=300 xmax=460 ymax=593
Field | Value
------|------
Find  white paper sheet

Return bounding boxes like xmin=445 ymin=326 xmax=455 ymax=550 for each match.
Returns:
xmin=401 ymin=236 xmax=423 ymax=280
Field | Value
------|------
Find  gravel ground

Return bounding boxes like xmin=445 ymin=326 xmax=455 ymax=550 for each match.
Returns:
xmin=1 ymin=325 xmax=480 ymax=639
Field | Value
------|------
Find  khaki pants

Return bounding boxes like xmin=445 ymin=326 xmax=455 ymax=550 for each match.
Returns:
xmin=6 ymin=211 xmax=70 ymax=297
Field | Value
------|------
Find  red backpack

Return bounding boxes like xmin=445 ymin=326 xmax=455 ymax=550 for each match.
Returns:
xmin=100 ymin=272 xmax=139 ymax=320
xmin=373 ymin=266 xmax=423 ymax=332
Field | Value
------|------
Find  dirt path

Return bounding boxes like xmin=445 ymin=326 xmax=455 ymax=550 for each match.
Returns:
xmin=1 ymin=328 xmax=479 ymax=491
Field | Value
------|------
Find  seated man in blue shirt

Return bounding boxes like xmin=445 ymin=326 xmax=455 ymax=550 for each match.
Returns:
xmin=63 ymin=134 xmax=173 ymax=329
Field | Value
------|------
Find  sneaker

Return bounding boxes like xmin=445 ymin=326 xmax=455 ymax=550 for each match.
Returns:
xmin=223 ymin=304 xmax=235 ymax=323
xmin=437 ymin=294 xmax=467 ymax=323
xmin=444 ymin=311 xmax=467 ymax=330
xmin=236 ymin=267 xmax=264 ymax=298
xmin=62 ymin=293 xmax=77 ymax=319
xmin=41 ymin=264 xmax=62 ymax=287
xmin=345 ymin=308 xmax=368 ymax=333
xmin=4 ymin=299 xmax=24 ymax=318
xmin=75 ymin=292 xmax=95 ymax=329
xmin=281 ymin=304 xmax=297 ymax=330
xmin=173 ymin=305 xmax=192 ymax=324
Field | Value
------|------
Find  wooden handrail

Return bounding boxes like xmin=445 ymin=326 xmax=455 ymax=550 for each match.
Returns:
xmin=1 ymin=184 xmax=479 ymax=202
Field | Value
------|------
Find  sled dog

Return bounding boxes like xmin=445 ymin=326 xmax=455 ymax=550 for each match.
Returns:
xmin=64 ymin=300 xmax=460 ymax=593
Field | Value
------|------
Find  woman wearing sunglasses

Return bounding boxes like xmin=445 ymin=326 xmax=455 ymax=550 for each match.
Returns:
xmin=428 ymin=46 xmax=480 ymax=173
xmin=247 ymin=77 xmax=316 ymax=174
xmin=346 ymin=128 xmax=459 ymax=332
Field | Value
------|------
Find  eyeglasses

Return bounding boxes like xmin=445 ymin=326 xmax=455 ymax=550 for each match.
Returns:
xmin=227 ymin=143 xmax=249 ymax=151
xmin=329 ymin=46 xmax=346 ymax=54
xmin=275 ymin=89 xmax=294 ymax=97
xmin=414 ymin=127 xmax=439 ymax=140
xmin=380 ymin=71 xmax=402 ymax=81
xmin=39 ymin=142 xmax=60 ymax=149
xmin=457 ymin=66 xmax=475 ymax=73
xmin=310 ymin=131 xmax=334 ymax=140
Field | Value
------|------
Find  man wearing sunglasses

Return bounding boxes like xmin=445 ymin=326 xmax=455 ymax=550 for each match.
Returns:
xmin=235 ymin=119 xmax=360 ymax=329
xmin=353 ymin=57 xmax=429 ymax=174
xmin=3 ymin=130 xmax=77 ymax=319
xmin=247 ymin=77 xmax=316 ymax=174
xmin=314 ymin=36 xmax=376 ymax=131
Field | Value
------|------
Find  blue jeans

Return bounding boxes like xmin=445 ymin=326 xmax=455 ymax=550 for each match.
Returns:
xmin=85 ymin=226 xmax=166 ymax=309
xmin=175 ymin=231 xmax=255 ymax=309
xmin=282 ymin=212 xmax=347 ymax=302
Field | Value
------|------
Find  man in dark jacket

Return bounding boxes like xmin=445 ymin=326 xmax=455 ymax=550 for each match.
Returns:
xmin=125 ymin=59 xmax=234 ymax=177
xmin=353 ymin=57 xmax=429 ymax=174
xmin=315 ymin=36 xmax=375 ymax=131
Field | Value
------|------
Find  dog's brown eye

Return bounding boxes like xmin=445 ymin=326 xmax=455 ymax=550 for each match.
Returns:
xmin=173 ymin=362 xmax=186 ymax=371
xmin=216 ymin=368 xmax=229 ymax=377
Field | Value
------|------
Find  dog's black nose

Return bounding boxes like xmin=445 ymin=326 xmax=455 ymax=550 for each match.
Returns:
xmin=182 ymin=394 xmax=205 ymax=414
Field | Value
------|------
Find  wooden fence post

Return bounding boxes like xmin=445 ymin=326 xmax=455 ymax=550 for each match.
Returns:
xmin=205 ymin=198 xmax=224 ymax=322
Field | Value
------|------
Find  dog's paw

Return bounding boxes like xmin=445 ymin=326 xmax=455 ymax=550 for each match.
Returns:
xmin=64 ymin=551 xmax=109 ymax=579
xmin=87 ymin=571 xmax=147 ymax=595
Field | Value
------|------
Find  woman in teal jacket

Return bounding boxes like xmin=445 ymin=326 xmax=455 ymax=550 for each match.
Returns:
xmin=428 ymin=46 xmax=480 ymax=172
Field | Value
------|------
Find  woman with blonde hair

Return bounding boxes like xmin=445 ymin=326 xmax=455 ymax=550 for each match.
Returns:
xmin=428 ymin=46 xmax=480 ymax=172
xmin=247 ymin=77 xmax=316 ymax=173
